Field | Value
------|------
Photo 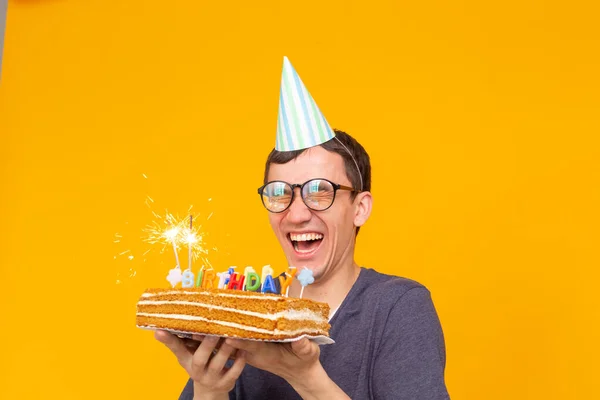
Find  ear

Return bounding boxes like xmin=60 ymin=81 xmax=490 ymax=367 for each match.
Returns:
xmin=353 ymin=191 xmax=373 ymax=227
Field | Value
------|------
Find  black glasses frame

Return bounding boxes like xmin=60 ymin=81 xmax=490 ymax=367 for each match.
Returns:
xmin=257 ymin=178 xmax=357 ymax=213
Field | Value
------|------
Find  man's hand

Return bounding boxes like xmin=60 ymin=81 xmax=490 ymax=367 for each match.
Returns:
xmin=225 ymin=338 xmax=350 ymax=400
xmin=224 ymin=337 xmax=317 ymax=382
xmin=155 ymin=330 xmax=246 ymax=400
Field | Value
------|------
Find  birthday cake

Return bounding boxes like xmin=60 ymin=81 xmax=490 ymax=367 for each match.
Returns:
xmin=135 ymin=287 xmax=330 ymax=340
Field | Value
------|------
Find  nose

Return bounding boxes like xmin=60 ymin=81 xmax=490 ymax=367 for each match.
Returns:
xmin=286 ymin=188 xmax=312 ymax=224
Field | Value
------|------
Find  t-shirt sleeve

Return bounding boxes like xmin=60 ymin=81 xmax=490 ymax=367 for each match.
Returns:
xmin=371 ymin=287 xmax=450 ymax=400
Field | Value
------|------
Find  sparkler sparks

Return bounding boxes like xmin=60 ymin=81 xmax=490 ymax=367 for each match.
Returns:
xmin=114 ymin=179 xmax=218 ymax=285
xmin=181 ymin=214 xmax=210 ymax=268
xmin=144 ymin=212 xmax=183 ymax=268
xmin=142 ymin=211 xmax=210 ymax=269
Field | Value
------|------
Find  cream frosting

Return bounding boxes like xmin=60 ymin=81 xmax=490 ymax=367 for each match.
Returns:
xmin=136 ymin=313 xmax=325 ymax=336
xmin=137 ymin=300 xmax=326 ymax=323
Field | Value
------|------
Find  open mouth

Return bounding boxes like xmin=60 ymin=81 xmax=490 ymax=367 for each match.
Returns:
xmin=288 ymin=232 xmax=324 ymax=256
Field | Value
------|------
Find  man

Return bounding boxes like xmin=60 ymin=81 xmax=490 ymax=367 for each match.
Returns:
xmin=155 ymin=58 xmax=450 ymax=399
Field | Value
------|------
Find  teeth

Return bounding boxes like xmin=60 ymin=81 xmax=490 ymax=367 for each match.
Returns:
xmin=290 ymin=233 xmax=323 ymax=242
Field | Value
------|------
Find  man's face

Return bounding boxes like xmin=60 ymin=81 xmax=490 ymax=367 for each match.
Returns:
xmin=266 ymin=146 xmax=358 ymax=282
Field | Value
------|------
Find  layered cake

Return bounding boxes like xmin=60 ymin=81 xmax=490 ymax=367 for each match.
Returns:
xmin=136 ymin=287 xmax=330 ymax=340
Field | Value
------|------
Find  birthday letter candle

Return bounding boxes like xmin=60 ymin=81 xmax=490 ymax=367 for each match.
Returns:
xmin=201 ymin=268 xmax=216 ymax=289
xmin=261 ymin=274 xmax=277 ymax=294
xmin=217 ymin=271 xmax=230 ymax=289
xmin=261 ymin=265 xmax=274 ymax=290
xmin=278 ymin=266 xmax=296 ymax=297
xmin=225 ymin=266 xmax=236 ymax=285
xmin=242 ymin=266 xmax=256 ymax=290
xmin=227 ymin=272 xmax=245 ymax=290
xmin=245 ymin=272 xmax=261 ymax=291
xmin=182 ymin=269 xmax=195 ymax=288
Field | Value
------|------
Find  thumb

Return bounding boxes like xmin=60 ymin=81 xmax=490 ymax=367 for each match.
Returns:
xmin=225 ymin=338 xmax=261 ymax=353
xmin=291 ymin=338 xmax=317 ymax=358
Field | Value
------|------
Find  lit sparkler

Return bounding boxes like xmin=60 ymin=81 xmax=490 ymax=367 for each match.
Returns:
xmin=114 ymin=174 xmax=218 ymax=286
xmin=181 ymin=214 xmax=209 ymax=269
xmin=143 ymin=211 xmax=210 ymax=270
xmin=144 ymin=212 xmax=185 ymax=269
xmin=186 ymin=215 xmax=195 ymax=270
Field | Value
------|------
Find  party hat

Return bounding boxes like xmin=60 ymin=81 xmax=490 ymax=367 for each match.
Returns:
xmin=276 ymin=56 xmax=335 ymax=151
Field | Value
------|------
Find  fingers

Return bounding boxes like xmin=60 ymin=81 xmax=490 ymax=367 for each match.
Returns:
xmin=223 ymin=350 xmax=246 ymax=381
xmin=206 ymin=341 xmax=236 ymax=376
xmin=225 ymin=338 xmax=261 ymax=353
xmin=191 ymin=336 xmax=220 ymax=371
xmin=291 ymin=338 xmax=312 ymax=356
xmin=157 ymin=331 xmax=246 ymax=393
xmin=291 ymin=338 xmax=320 ymax=360
xmin=183 ymin=338 xmax=201 ymax=352
xmin=154 ymin=330 xmax=193 ymax=367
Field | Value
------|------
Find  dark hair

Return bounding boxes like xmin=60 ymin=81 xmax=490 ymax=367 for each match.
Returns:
xmin=263 ymin=129 xmax=371 ymax=233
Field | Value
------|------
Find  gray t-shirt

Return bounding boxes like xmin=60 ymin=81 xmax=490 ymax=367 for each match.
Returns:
xmin=179 ymin=268 xmax=450 ymax=399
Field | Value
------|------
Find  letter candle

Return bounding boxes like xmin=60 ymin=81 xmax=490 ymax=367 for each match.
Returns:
xmin=202 ymin=267 xmax=216 ymax=289
xmin=260 ymin=265 xmax=274 ymax=291
xmin=227 ymin=273 xmax=245 ymax=290
xmin=278 ymin=266 xmax=296 ymax=297
xmin=217 ymin=271 xmax=230 ymax=289
xmin=245 ymin=272 xmax=261 ymax=291
xmin=261 ymin=274 xmax=277 ymax=293
xmin=225 ymin=266 xmax=236 ymax=285
xmin=182 ymin=269 xmax=195 ymax=288
xmin=195 ymin=267 xmax=205 ymax=287
xmin=242 ymin=266 xmax=256 ymax=290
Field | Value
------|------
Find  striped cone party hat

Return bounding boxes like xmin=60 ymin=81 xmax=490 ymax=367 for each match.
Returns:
xmin=276 ymin=56 xmax=335 ymax=151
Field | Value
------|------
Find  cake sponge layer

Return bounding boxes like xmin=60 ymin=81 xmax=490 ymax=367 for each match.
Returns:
xmin=136 ymin=288 xmax=330 ymax=341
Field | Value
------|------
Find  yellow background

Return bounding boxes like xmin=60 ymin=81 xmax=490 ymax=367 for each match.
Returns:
xmin=1 ymin=0 xmax=599 ymax=398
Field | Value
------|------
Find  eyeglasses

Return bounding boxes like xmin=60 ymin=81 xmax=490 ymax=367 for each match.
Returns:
xmin=257 ymin=178 xmax=357 ymax=213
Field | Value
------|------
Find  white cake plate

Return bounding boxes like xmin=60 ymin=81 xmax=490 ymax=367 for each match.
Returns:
xmin=137 ymin=325 xmax=335 ymax=345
